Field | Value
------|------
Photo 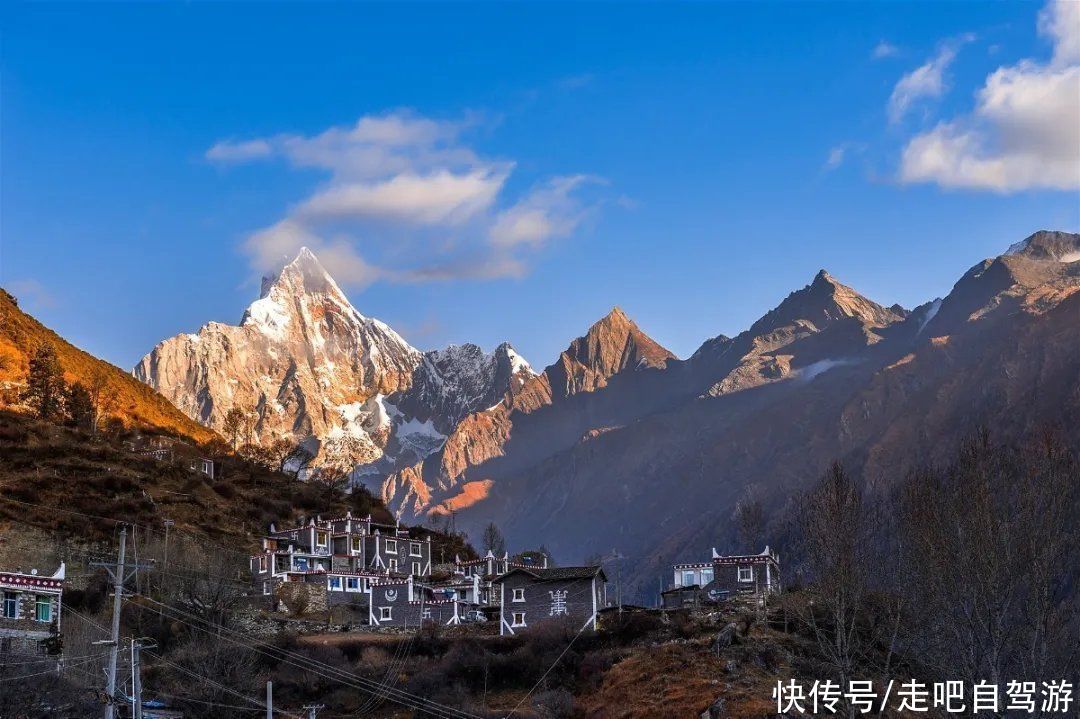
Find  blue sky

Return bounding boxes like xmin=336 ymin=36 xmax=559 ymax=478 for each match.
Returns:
xmin=2 ymin=1 xmax=1077 ymax=369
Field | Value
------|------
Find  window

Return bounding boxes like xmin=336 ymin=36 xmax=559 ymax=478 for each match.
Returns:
xmin=316 ymin=531 xmax=328 ymax=547
xmin=682 ymin=570 xmax=696 ymax=586
xmin=352 ymin=537 xmax=362 ymax=553
xmin=328 ymin=577 xmax=342 ymax=591
xmin=294 ymin=557 xmax=309 ymax=571
xmin=512 ymin=588 xmax=525 ymax=602
xmin=2 ymin=592 xmax=17 ymax=619
xmin=346 ymin=577 xmax=359 ymax=591
xmin=410 ymin=542 xmax=422 ymax=557
xmin=738 ymin=566 xmax=753 ymax=583
xmin=384 ymin=539 xmax=398 ymax=554
xmin=257 ymin=556 xmax=267 ymax=572
xmin=411 ymin=562 xmax=421 ymax=577
xmin=701 ymin=568 xmax=713 ymax=585
xmin=511 ymin=611 xmax=526 ymax=627
xmin=388 ymin=559 xmax=398 ymax=572
xmin=262 ymin=581 xmax=271 ymax=596
xmin=379 ymin=606 xmax=392 ymax=621
xmin=35 ymin=596 xmax=51 ymax=622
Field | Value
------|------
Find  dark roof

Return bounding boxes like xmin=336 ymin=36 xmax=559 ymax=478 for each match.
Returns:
xmin=494 ymin=565 xmax=606 ymax=583
xmin=661 ymin=584 xmax=701 ymax=595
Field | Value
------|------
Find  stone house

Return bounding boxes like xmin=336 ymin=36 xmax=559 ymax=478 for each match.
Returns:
xmin=450 ymin=550 xmax=549 ymax=607
xmin=661 ymin=546 xmax=780 ymax=609
xmin=492 ymin=566 xmax=607 ymax=636
xmin=0 ymin=564 xmax=64 ymax=656
xmin=367 ymin=577 xmax=474 ymax=628
xmin=250 ymin=512 xmax=433 ymax=604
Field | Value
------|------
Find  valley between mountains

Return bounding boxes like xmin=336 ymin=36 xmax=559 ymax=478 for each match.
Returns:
xmin=133 ymin=230 xmax=1080 ymax=600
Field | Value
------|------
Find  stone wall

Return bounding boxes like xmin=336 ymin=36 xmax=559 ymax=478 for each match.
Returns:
xmin=274 ymin=581 xmax=327 ymax=616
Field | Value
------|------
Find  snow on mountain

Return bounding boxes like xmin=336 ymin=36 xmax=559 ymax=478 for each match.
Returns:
xmin=134 ymin=247 xmax=531 ymax=477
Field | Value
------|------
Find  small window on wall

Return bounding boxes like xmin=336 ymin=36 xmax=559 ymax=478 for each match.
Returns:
xmin=384 ymin=539 xmax=398 ymax=554
xmin=511 ymin=612 xmax=526 ymax=627
xmin=328 ymin=577 xmax=342 ymax=591
xmin=379 ymin=606 xmax=392 ymax=621
xmin=512 ymin=588 xmax=525 ymax=602
xmin=682 ymin=570 xmax=695 ymax=586
xmin=410 ymin=542 xmax=422 ymax=557
xmin=702 ymin=568 xmax=713 ymax=584
xmin=35 ymin=596 xmax=51 ymax=623
xmin=352 ymin=538 xmax=362 ymax=553
xmin=738 ymin=566 xmax=753 ymax=583
xmin=3 ymin=592 xmax=18 ymax=618
xmin=388 ymin=559 xmax=398 ymax=572
xmin=346 ymin=577 xmax=359 ymax=591
xmin=411 ymin=562 xmax=421 ymax=576
xmin=262 ymin=581 xmax=271 ymax=596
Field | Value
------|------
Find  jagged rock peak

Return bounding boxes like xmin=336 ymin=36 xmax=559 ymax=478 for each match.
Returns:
xmin=750 ymin=270 xmax=904 ymax=336
xmin=1004 ymin=230 xmax=1080 ymax=262
xmin=558 ymin=306 xmax=676 ymax=388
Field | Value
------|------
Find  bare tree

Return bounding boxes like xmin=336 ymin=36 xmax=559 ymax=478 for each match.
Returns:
xmin=734 ymin=497 xmax=765 ymax=553
xmin=221 ymin=407 xmax=250 ymax=449
xmin=86 ymin=366 xmax=119 ymax=433
xmin=896 ymin=431 xmax=1079 ymax=693
xmin=798 ymin=462 xmax=869 ymax=717
xmin=481 ymin=522 xmax=506 ymax=556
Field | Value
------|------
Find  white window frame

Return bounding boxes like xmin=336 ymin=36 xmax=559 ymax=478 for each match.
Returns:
xmin=257 ymin=556 xmax=267 ymax=572
xmin=379 ymin=606 xmax=392 ymax=621
xmin=316 ymin=531 xmax=329 ymax=548
xmin=384 ymin=539 xmax=398 ymax=554
xmin=701 ymin=568 xmax=714 ymax=585
xmin=511 ymin=611 xmax=526 ymax=627
xmin=410 ymin=542 xmax=422 ymax=557
xmin=262 ymin=581 xmax=271 ymax=596
xmin=411 ymin=562 xmax=421 ymax=577
xmin=388 ymin=559 xmax=398 ymax=573
xmin=2 ymin=592 xmax=18 ymax=619
xmin=352 ymin=537 xmax=362 ymax=553
xmin=346 ymin=577 xmax=359 ymax=591
xmin=738 ymin=566 xmax=753 ymax=583
xmin=328 ymin=576 xmax=343 ymax=591
xmin=34 ymin=595 xmax=51 ymax=623
xmin=512 ymin=588 xmax=525 ymax=603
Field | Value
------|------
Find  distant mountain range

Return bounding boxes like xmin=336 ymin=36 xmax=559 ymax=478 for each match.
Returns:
xmin=131 ymin=230 xmax=1080 ymax=598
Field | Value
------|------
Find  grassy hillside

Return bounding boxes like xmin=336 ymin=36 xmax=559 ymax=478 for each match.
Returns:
xmin=0 ymin=288 xmax=216 ymax=443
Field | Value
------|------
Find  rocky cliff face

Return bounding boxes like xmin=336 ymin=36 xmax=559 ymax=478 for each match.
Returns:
xmin=134 ymin=248 xmax=528 ymax=471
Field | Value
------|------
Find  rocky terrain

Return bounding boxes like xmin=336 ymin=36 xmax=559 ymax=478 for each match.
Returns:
xmin=135 ymin=232 xmax=1080 ymax=599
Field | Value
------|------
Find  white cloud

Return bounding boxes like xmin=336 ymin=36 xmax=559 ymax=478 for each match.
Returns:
xmin=824 ymin=146 xmax=847 ymax=171
xmin=489 ymin=175 xmax=599 ymax=248
xmin=888 ymin=35 xmax=973 ymax=123
xmin=899 ymin=0 xmax=1080 ymax=192
xmin=206 ymin=138 xmax=273 ymax=163
xmin=872 ymin=41 xmax=899 ymax=60
xmin=213 ymin=111 xmax=601 ymax=284
xmin=296 ymin=169 xmax=507 ymax=226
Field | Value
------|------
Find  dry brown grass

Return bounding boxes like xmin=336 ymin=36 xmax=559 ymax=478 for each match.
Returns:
xmin=0 ymin=288 xmax=216 ymax=443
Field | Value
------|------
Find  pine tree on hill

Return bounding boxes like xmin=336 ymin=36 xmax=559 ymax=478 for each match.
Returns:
xmin=22 ymin=344 xmax=66 ymax=422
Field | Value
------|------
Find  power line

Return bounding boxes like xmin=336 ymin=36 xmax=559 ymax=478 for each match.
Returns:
xmin=132 ymin=594 xmax=481 ymax=719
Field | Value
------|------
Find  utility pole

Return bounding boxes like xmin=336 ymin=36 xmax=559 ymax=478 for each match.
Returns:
xmin=131 ymin=639 xmax=143 ymax=719
xmin=103 ymin=526 xmax=125 ymax=719
xmin=266 ymin=680 xmax=273 ymax=719
xmin=303 ymin=704 xmax=325 ymax=718
xmin=91 ymin=526 xmax=153 ymax=719
xmin=162 ymin=519 xmax=174 ymax=576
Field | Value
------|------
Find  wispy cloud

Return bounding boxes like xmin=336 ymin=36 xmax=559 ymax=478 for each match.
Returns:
xmin=872 ymin=40 xmax=899 ymax=60
xmin=211 ymin=111 xmax=604 ymax=286
xmin=6 ymin=279 xmax=57 ymax=309
xmin=888 ymin=34 xmax=974 ymax=124
xmin=899 ymin=0 xmax=1079 ymax=192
